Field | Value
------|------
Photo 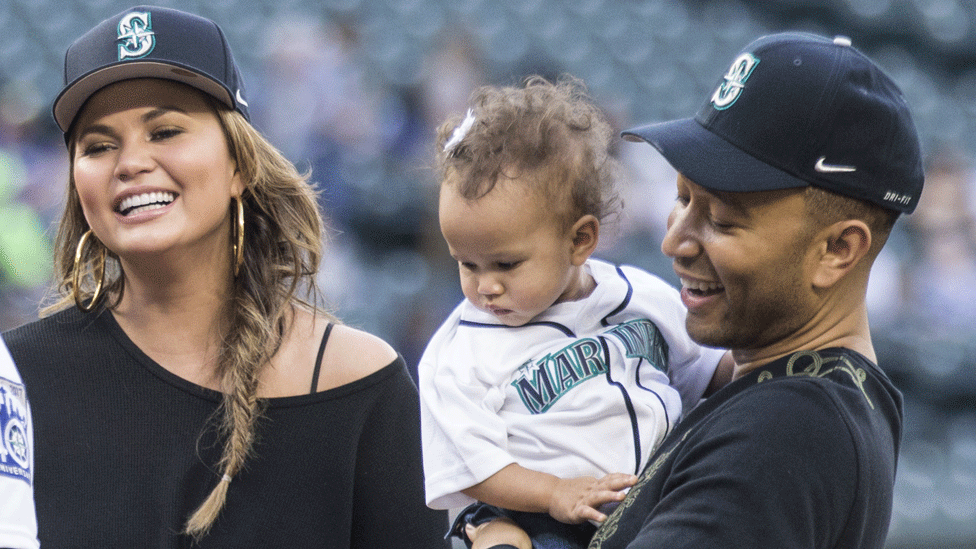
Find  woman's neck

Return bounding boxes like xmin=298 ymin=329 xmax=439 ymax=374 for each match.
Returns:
xmin=110 ymin=257 xmax=234 ymax=390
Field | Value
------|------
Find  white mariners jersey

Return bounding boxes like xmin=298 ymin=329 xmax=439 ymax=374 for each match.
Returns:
xmin=0 ymin=337 xmax=39 ymax=549
xmin=419 ymin=259 xmax=725 ymax=509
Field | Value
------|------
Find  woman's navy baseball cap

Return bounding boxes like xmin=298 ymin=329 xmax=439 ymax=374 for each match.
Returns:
xmin=53 ymin=5 xmax=250 ymax=134
xmin=622 ymin=32 xmax=924 ymax=214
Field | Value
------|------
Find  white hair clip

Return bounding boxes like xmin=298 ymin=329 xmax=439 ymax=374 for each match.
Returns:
xmin=443 ymin=108 xmax=476 ymax=154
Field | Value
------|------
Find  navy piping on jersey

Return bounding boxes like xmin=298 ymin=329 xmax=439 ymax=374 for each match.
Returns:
xmin=458 ymin=263 xmax=635 ymax=337
xmin=599 ymin=334 xmax=643 ymax=474
xmin=602 ymin=265 xmax=672 ymax=440
xmin=634 ymin=361 xmax=672 ymax=439
xmin=600 ymin=265 xmax=633 ymax=327
xmin=458 ymin=319 xmax=577 ymax=338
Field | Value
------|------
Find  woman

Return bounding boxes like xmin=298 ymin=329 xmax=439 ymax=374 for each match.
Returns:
xmin=3 ymin=5 xmax=447 ymax=547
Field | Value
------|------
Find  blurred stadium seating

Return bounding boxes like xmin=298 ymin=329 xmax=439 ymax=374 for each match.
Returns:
xmin=0 ymin=1 xmax=973 ymax=546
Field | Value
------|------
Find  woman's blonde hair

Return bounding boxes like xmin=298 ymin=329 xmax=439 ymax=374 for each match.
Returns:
xmin=46 ymin=96 xmax=329 ymax=538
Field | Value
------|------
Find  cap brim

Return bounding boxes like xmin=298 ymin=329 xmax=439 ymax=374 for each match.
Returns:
xmin=54 ymin=61 xmax=235 ymax=133
xmin=621 ymin=118 xmax=810 ymax=193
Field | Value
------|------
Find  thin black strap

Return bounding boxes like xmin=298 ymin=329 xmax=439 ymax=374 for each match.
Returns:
xmin=310 ymin=322 xmax=335 ymax=394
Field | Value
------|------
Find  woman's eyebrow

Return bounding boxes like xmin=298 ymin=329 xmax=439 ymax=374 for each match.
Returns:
xmin=76 ymin=123 xmax=117 ymax=141
xmin=142 ymin=105 xmax=187 ymax=122
xmin=75 ymin=106 xmax=190 ymax=141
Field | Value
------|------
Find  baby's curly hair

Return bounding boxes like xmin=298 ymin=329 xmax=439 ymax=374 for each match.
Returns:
xmin=436 ymin=75 xmax=622 ymax=228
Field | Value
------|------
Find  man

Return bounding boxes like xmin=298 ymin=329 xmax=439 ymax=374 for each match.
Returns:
xmin=590 ymin=32 xmax=922 ymax=549
xmin=0 ymin=337 xmax=39 ymax=549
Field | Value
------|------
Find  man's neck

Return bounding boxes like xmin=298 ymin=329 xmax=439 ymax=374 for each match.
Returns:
xmin=731 ymin=305 xmax=875 ymax=380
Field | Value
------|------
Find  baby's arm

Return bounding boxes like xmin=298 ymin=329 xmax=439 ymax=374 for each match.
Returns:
xmin=461 ymin=463 xmax=636 ymax=524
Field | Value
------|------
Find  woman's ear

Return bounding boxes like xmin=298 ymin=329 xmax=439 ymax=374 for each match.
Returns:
xmin=570 ymin=214 xmax=600 ymax=266
xmin=811 ymin=220 xmax=872 ymax=289
xmin=230 ymin=169 xmax=245 ymax=197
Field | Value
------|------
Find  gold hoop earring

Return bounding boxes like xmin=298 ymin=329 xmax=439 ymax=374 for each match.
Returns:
xmin=72 ymin=229 xmax=106 ymax=312
xmin=233 ymin=196 xmax=244 ymax=277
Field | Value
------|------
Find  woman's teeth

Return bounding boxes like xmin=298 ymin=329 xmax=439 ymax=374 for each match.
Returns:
xmin=118 ymin=192 xmax=175 ymax=216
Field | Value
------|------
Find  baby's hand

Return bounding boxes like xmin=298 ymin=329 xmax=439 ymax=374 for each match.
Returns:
xmin=596 ymin=485 xmax=630 ymax=516
xmin=548 ymin=473 xmax=637 ymax=525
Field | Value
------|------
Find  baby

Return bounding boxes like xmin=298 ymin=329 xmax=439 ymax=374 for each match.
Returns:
xmin=419 ymin=76 xmax=731 ymax=549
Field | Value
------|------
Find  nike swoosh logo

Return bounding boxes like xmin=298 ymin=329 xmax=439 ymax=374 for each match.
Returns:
xmin=815 ymin=156 xmax=856 ymax=173
xmin=236 ymin=89 xmax=249 ymax=107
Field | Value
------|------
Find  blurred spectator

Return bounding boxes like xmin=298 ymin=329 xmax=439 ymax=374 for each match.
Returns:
xmin=876 ymin=144 xmax=976 ymax=401
xmin=0 ymin=80 xmax=58 ymax=331
xmin=253 ymin=14 xmax=383 ymax=228
xmin=902 ymin=145 xmax=976 ymax=333
xmin=604 ymin=139 xmax=682 ymax=286
xmin=419 ymin=30 xmax=487 ymax=136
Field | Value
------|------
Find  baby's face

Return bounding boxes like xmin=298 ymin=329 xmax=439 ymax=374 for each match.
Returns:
xmin=438 ymin=178 xmax=579 ymax=326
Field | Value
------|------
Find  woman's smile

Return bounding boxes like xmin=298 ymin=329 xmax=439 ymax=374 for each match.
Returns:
xmin=115 ymin=191 xmax=177 ymax=217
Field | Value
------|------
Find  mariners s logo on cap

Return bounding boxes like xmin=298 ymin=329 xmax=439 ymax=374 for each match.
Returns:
xmin=55 ymin=5 xmax=252 ymax=133
xmin=117 ymin=11 xmax=154 ymax=60
xmin=711 ymin=53 xmax=759 ymax=110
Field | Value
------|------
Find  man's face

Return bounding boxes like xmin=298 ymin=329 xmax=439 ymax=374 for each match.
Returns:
xmin=661 ymin=174 xmax=819 ymax=351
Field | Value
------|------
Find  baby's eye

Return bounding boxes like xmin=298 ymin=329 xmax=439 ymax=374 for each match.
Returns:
xmin=496 ymin=261 xmax=521 ymax=271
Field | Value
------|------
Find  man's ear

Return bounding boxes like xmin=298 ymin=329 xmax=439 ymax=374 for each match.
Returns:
xmin=570 ymin=214 xmax=600 ymax=266
xmin=812 ymin=220 xmax=872 ymax=289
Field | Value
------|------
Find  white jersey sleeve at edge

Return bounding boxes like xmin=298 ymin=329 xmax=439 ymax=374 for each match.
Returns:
xmin=0 ymin=336 xmax=40 ymax=549
xmin=417 ymin=304 xmax=516 ymax=510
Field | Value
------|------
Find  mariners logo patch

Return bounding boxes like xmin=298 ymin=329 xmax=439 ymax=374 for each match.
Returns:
xmin=0 ymin=376 xmax=31 ymax=484
xmin=711 ymin=52 xmax=759 ymax=110
xmin=117 ymin=11 xmax=155 ymax=60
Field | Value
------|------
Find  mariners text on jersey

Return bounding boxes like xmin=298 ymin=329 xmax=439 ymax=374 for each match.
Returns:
xmin=512 ymin=319 xmax=670 ymax=414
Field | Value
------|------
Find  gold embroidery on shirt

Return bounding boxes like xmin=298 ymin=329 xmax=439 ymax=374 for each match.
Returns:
xmin=591 ymin=350 xmax=874 ymax=548
xmin=589 ymin=430 xmax=692 ymax=548
xmin=757 ymin=350 xmax=874 ymax=409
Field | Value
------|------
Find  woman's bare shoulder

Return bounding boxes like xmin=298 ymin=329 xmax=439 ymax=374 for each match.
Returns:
xmin=326 ymin=324 xmax=399 ymax=373
xmin=263 ymin=309 xmax=399 ymax=397
xmin=305 ymin=314 xmax=399 ymax=392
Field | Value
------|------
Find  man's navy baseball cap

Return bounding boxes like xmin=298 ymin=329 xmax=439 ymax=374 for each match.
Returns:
xmin=622 ymin=32 xmax=924 ymax=214
xmin=53 ymin=5 xmax=250 ymax=135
